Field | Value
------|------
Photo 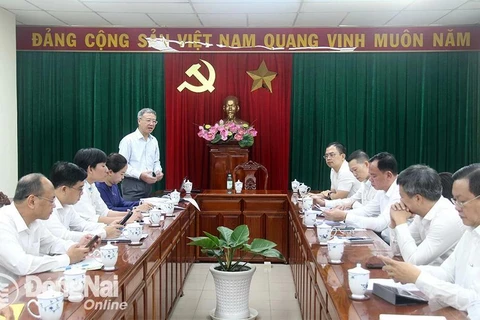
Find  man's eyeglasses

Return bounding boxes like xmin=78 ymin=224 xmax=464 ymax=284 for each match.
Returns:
xmin=451 ymin=194 xmax=480 ymax=208
xmin=142 ymin=118 xmax=158 ymax=125
xmin=323 ymin=153 xmax=338 ymax=159
xmin=69 ymin=185 xmax=84 ymax=193
xmin=34 ymin=195 xmax=56 ymax=204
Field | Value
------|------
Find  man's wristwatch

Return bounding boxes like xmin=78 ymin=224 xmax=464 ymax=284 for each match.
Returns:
xmin=327 ymin=191 xmax=333 ymax=200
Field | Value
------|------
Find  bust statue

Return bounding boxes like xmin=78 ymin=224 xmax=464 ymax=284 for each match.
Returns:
xmin=223 ymin=95 xmax=248 ymax=125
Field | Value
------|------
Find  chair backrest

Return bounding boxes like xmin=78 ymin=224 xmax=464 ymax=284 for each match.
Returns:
xmin=233 ymin=160 xmax=268 ymax=190
xmin=0 ymin=192 xmax=11 ymax=207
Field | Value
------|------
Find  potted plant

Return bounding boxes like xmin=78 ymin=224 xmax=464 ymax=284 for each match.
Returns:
xmin=188 ymin=224 xmax=285 ymax=320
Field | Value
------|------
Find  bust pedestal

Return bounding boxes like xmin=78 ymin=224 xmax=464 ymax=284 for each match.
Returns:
xmin=208 ymin=142 xmax=249 ymax=190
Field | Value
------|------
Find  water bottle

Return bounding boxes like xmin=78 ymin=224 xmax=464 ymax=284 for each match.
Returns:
xmin=226 ymin=173 xmax=233 ymax=194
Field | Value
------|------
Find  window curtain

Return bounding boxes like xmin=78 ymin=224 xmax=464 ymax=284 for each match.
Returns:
xmin=17 ymin=51 xmax=166 ymax=190
xmin=291 ymin=52 xmax=480 ymax=190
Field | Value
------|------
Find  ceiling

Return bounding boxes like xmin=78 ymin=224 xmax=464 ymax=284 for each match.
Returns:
xmin=0 ymin=0 xmax=479 ymax=28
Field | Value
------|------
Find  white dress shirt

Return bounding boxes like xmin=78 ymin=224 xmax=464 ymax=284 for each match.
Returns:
xmin=119 ymin=128 xmax=162 ymax=180
xmin=390 ymin=197 xmax=466 ymax=266
xmin=325 ymin=180 xmax=377 ymax=209
xmin=330 ymin=160 xmax=361 ymax=197
xmin=73 ymin=181 xmax=109 ymax=222
xmin=344 ymin=179 xmax=401 ymax=232
xmin=0 ymin=204 xmax=73 ymax=278
xmin=43 ymin=198 xmax=107 ymax=242
xmin=415 ymin=226 xmax=480 ymax=311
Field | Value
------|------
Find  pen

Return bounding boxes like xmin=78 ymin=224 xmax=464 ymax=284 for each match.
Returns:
xmin=65 ymin=263 xmax=89 ymax=270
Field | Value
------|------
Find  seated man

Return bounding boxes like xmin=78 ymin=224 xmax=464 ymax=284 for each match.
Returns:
xmin=389 ymin=164 xmax=465 ymax=266
xmin=223 ymin=95 xmax=248 ymax=125
xmin=73 ymin=148 xmax=141 ymax=224
xmin=0 ymin=173 xmax=92 ymax=278
xmin=317 ymin=142 xmax=360 ymax=200
xmin=324 ymin=152 xmax=400 ymax=239
xmin=381 ymin=164 xmax=480 ymax=311
xmin=313 ymin=150 xmax=377 ymax=209
xmin=44 ymin=161 xmax=123 ymax=241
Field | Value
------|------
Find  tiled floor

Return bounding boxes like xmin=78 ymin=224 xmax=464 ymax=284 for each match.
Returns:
xmin=169 ymin=263 xmax=302 ymax=320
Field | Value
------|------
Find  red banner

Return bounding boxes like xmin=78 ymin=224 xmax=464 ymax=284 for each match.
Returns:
xmin=16 ymin=26 xmax=480 ymax=52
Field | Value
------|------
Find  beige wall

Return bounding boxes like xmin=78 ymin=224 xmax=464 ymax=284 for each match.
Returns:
xmin=0 ymin=8 xmax=17 ymax=197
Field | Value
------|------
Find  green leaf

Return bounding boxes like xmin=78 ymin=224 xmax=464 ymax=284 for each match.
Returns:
xmin=231 ymin=225 xmax=249 ymax=247
xmin=203 ymin=231 xmax=220 ymax=247
xmin=203 ymin=249 xmax=224 ymax=257
xmin=249 ymin=238 xmax=277 ymax=252
xmin=187 ymin=237 xmax=217 ymax=249
xmin=211 ymin=134 xmax=222 ymax=144
xmin=260 ymin=249 xmax=284 ymax=260
xmin=217 ymin=226 xmax=234 ymax=243
xmin=239 ymin=135 xmax=254 ymax=148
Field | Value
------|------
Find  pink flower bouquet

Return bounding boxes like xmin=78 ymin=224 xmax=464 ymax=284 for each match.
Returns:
xmin=198 ymin=120 xmax=257 ymax=147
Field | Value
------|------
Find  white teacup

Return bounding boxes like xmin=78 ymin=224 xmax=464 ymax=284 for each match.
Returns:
xmin=235 ymin=180 xmax=243 ymax=193
xmin=27 ymin=287 xmax=64 ymax=320
xmin=298 ymin=183 xmax=310 ymax=197
xmin=63 ymin=268 xmax=86 ymax=302
xmin=123 ymin=222 xmax=143 ymax=244
xmin=149 ymin=209 xmax=164 ymax=227
xmin=169 ymin=189 xmax=181 ymax=205
xmin=291 ymin=179 xmax=300 ymax=193
xmin=348 ymin=263 xmax=370 ymax=299
xmin=291 ymin=193 xmax=298 ymax=205
xmin=302 ymin=195 xmax=313 ymax=211
xmin=327 ymin=237 xmax=345 ymax=263
xmin=316 ymin=222 xmax=338 ymax=245
xmin=303 ymin=210 xmax=317 ymax=227
xmin=159 ymin=200 xmax=175 ymax=216
xmin=183 ymin=180 xmax=193 ymax=194
xmin=93 ymin=241 xmax=118 ymax=271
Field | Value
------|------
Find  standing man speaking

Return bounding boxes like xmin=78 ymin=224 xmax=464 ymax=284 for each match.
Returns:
xmin=119 ymin=108 xmax=164 ymax=201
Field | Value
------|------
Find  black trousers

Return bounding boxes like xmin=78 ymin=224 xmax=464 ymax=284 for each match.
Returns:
xmin=121 ymin=177 xmax=153 ymax=201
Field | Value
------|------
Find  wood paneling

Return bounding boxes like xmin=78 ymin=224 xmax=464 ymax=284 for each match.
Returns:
xmin=209 ymin=144 xmax=249 ymax=189
xmin=196 ymin=191 xmax=289 ymax=263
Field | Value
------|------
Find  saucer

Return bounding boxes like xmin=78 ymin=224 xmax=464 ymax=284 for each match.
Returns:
xmin=328 ymin=259 xmax=343 ymax=264
xmin=349 ymin=294 xmax=370 ymax=301
xmin=102 ymin=266 xmax=118 ymax=271
xmin=128 ymin=241 xmax=143 ymax=246
xmin=150 ymin=223 xmax=161 ymax=227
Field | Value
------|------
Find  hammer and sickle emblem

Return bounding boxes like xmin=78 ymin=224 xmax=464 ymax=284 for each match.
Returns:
xmin=177 ymin=59 xmax=216 ymax=93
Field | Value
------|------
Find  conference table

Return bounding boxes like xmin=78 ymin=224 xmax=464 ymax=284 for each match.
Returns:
xmin=6 ymin=190 xmax=467 ymax=319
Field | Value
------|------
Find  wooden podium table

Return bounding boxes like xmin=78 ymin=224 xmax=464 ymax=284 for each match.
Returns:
xmin=208 ymin=143 xmax=249 ymax=189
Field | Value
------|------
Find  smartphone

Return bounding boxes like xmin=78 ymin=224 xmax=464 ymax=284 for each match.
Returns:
xmin=119 ymin=210 xmax=134 ymax=226
xmin=85 ymin=235 xmax=100 ymax=249
xmin=346 ymin=236 xmax=373 ymax=244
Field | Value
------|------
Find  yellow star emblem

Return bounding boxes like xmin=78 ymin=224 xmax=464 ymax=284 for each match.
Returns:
xmin=246 ymin=60 xmax=277 ymax=93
